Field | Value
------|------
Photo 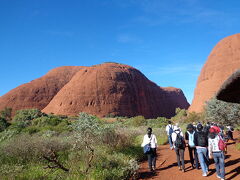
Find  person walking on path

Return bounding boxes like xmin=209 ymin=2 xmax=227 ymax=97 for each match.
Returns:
xmin=141 ymin=128 xmax=158 ymax=172
xmin=194 ymin=124 xmax=209 ymax=177
xmin=208 ymin=128 xmax=225 ymax=180
xmin=172 ymin=125 xmax=185 ymax=172
xmin=185 ymin=123 xmax=199 ymax=169
xmin=226 ymin=125 xmax=234 ymax=141
xmin=166 ymin=121 xmax=174 ymax=150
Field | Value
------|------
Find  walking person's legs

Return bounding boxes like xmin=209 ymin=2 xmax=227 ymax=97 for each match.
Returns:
xmin=197 ymin=148 xmax=208 ymax=176
xmin=194 ymin=148 xmax=199 ymax=169
xmin=147 ymin=153 xmax=153 ymax=171
xmin=202 ymin=148 xmax=209 ymax=173
xmin=205 ymin=148 xmax=209 ymax=168
xmin=219 ymin=152 xmax=225 ymax=179
xmin=175 ymin=148 xmax=181 ymax=169
xmin=168 ymin=135 xmax=173 ymax=149
xmin=188 ymin=147 xmax=194 ymax=168
xmin=152 ymin=148 xmax=157 ymax=170
xmin=213 ymin=153 xmax=221 ymax=177
xmin=180 ymin=149 xmax=185 ymax=171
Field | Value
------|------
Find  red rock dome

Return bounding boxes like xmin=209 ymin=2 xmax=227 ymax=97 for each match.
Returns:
xmin=189 ymin=33 xmax=240 ymax=112
xmin=0 ymin=66 xmax=82 ymax=113
xmin=43 ymin=63 xmax=189 ymax=118
xmin=0 ymin=63 xmax=189 ymax=118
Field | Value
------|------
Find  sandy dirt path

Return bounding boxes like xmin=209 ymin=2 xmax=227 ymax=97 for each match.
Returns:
xmin=138 ymin=131 xmax=240 ymax=180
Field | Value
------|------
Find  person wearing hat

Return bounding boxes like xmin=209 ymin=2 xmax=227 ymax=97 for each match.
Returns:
xmin=141 ymin=127 xmax=158 ymax=172
xmin=208 ymin=127 xmax=225 ymax=180
xmin=185 ymin=123 xmax=199 ymax=169
xmin=172 ymin=124 xmax=185 ymax=172
xmin=194 ymin=124 xmax=209 ymax=177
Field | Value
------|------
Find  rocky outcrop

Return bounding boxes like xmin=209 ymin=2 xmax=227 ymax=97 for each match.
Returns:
xmin=189 ymin=33 xmax=240 ymax=112
xmin=216 ymin=69 xmax=240 ymax=103
xmin=1 ymin=63 xmax=189 ymax=118
xmin=43 ymin=63 xmax=189 ymax=118
xmin=0 ymin=66 xmax=82 ymax=113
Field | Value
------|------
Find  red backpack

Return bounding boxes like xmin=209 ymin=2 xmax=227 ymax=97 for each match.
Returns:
xmin=218 ymin=135 xmax=226 ymax=151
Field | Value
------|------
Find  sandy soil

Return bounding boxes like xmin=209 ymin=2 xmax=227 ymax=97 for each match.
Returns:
xmin=138 ymin=131 xmax=240 ymax=180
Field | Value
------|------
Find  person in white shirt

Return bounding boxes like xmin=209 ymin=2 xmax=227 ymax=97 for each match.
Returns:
xmin=165 ymin=121 xmax=174 ymax=150
xmin=141 ymin=127 xmax=158 ymax=172
xmin=171 ymin=125 xmax=185 ymax=172
xmin=208 ymin=128 xmax=225 ymax=180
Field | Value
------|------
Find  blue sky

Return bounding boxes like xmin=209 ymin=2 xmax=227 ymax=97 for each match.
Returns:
xmin=1 ymin=0 xmax=240 ymax=103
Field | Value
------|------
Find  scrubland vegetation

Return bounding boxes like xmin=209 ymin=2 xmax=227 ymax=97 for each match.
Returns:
xmin=0 ymin=98 xmax=239 ymax=179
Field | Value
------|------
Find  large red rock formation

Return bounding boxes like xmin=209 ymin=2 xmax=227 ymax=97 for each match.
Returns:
xmin=0 ymin=63 xmax=189 ymax=118
xmin=189 ymin=33 xmax=240 ymax=112
xmin=43 ymin=63 xmax=189 ymax=118
xmin=0 ymin=66 xmax=82 ymax=113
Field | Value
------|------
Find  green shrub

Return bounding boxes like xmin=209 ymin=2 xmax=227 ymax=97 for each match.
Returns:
xmin=0 ymin=112 xmax=174 ymax=179
xmin=171 ymin=108 xmax=188 ymax=123
xmin=186 ymin=112 xmax=205 ymax=123
xmin=22 ymin=126 xmax=40 ymax=134
xmin=0 ymin=107 xmax=12 ymax=121
xmin=205 ymin=98 xmax=240 ymax=126
xmin=32 ymin=115 xmax=64 ymax=127
xmin=11 ymin=121 xmax=31 ymax=131
xmin=1 ymin=134 xmax=71 ymax=166
xmin=93 ymin=153 xmax=139 ymax=180
xmin=0 ymin=129 xmax=19 ymax=143
xmin=13 ymin=109 xmax=44 ymax=122
xmin=147 ymin=117 xmax=168 ymax=128
xmin=124 ymin=116 xmax=146 ymax=127
xmin=0 ymin=117 xmax=9 ymax=132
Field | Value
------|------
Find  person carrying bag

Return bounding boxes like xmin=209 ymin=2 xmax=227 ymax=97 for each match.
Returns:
xmin=141 ymin=127 xmax=158 ymax=172
xmin=208 ymin=127 xmax=226 ymax=180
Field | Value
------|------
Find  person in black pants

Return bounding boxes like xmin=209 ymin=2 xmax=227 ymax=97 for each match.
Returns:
xmin=172 ymin=125 xmax=185 ymax=172
xmin=185 ymin=124 xmax=199 ymax=169
xmin=194 ymin=124 xmax=209 ymax=177
xmin=141 ymin=128 xmax=158 ymax=172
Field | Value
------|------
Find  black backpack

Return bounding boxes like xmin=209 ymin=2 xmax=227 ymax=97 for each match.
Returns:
xmin=175 ymin=132 xmax=185 ymax=148
xmin=197 ymin=132 xmax=207 ymax=147
xmin=203 ymin=125 xmax=210 ymax=134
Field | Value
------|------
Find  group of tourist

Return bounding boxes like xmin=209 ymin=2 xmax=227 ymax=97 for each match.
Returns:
xmin=141 ymin=121 xmax=235 ymax=180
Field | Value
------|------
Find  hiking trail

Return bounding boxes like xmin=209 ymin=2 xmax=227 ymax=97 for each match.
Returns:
xmin=138 ymin=131 xmax=240 ymax=180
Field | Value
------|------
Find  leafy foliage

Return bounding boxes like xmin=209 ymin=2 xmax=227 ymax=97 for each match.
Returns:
xmin=205 ymin=98 xmax=240 ymax=126
xmin=0 ymin=117 xmax=9 ymax=132
xmin=0 ymin=107 xmax=12 ymax=121
xmin=0 ymin=110 xmax=168 ymax=179
xmin=124 ymin=115 xmax=147 ymax=127
xmin=13 ymin=109 xmax=45 ymax=122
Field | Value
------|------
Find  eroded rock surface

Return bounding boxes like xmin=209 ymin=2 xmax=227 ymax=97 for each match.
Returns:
xmin=1 ymin=63 xmax=189 ymax=118
xmin=189 ymin=33 xmax=240 ymax=112
xmin=0 ymin=66 xmax=82 ymax=113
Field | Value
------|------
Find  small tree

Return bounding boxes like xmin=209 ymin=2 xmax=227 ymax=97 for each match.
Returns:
xmin=71 ymin=112 xmax=103 ymax=174
xmin=171 ymin=108 xmax=188 ymax=123
xmin=0 ymin=107 xmax=12 ymax=121
xmin=13 ymin=109 xmax=44 ymax=122
xmin=205 ymin=98 xmax=240 ymax=126
xmin=0 ymin=117 xmax=9 ymax=132
xmin=2 ymin=134 xmax=70 ymax=172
